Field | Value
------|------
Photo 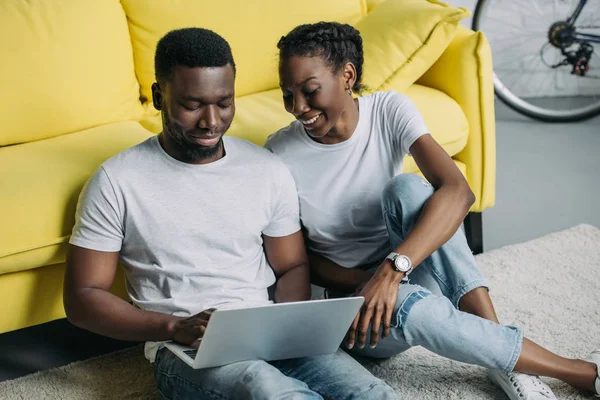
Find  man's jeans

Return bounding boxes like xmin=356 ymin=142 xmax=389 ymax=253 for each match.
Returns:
xmin=347 ymin=174 xmax=523 ymax=372
xmin=154 ymin=347 xmax=397 ymax=399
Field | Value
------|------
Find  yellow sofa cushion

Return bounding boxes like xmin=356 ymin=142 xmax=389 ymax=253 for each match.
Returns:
xmin=0 ymin=263 xmax=129 ymax=334
xmin=357 ymin=0 xmax=469 ymax=94
xmin=121 ymin=0 xmax=366 ymax=104
xmin=0 ymin=122 xmax=153 ymax=275
xmin=365 ymin=0 xmax=385 ymax=12
xmin=418 ymin=27 xmax=496 ymax=211
xmin=0 ymin=0 xmax=144 ymax=146
xmin=404 ymin=84 xmax=469 ymax=158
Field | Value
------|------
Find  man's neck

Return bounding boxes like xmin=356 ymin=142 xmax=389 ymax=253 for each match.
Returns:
xmin=158 ymin=133 xmax=225 ymax=165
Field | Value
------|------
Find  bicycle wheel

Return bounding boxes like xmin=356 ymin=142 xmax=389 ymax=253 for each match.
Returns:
xmin=472 ymin=0 xmax=600 ymax=122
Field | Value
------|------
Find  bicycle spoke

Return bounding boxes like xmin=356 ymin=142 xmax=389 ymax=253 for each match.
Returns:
xmin=496 ymin=56 xmax=545 ymax=91
xmin=503 ymin=70 xmax=522 ymax=93
xmin=487 ymin=32 xmax=541 ymax=44
xmin=491 ymin=45 xmax=541 ymax=62
xmin=529 ymin=1 xmax=554 ymax=25
xmin=480 ymin=16 xmax=546 ymax=34
xmin=508 ymin=68 xmax=535 ymax=93
xmin=538 ymin=67 xmax=561 ymax=103
xmin=493 ymin=52 xmax=539 ymax=70
xmin=489 ymin=37 xmax=546 ymax=60
xmin=521 ymin=56 xmax=551 ymax=95
xmin=496 ymin=0 xmax=549 ymax=25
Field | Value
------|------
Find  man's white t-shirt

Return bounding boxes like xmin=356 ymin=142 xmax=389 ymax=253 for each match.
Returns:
xmin=70 ymin=135 xmax=300 ymax=361
xmin=265 ymin=91 xmax=429 ymax=269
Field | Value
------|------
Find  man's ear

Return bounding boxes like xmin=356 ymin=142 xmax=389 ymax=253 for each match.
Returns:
xmin=152 ymin=82 xmax=163 ymax=111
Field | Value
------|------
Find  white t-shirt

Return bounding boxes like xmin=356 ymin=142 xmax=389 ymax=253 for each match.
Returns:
xmin=265 ymin=91 xmax=428 ymax=269
xmin=70 ymin=135 xmax=300 ymax=361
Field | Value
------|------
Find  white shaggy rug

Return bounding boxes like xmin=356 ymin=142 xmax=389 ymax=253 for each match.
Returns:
xmin=1 ymin=224 xmax=598 ymax=399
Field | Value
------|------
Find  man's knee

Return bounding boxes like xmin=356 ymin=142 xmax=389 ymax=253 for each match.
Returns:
xmin=231 ymin=361 xmax=312 ymax=398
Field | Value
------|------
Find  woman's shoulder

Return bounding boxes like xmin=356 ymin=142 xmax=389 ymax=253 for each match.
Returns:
xmin=264 ymin=120 xmax=303 ymax=154
xmin=361 ymin=90 xmax=412 ymax=108
xmin=360 ymin=90 xmax=419 ymax=123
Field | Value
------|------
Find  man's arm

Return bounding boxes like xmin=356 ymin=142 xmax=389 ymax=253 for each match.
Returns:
xmin=64 ymin=245 xmax=200 ymax=344
xmin=263 ymin=231 xmax=310 ymax=303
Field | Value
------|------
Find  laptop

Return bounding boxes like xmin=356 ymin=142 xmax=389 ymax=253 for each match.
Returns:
xmin=164 ymin=296 xmax=364 ymax=369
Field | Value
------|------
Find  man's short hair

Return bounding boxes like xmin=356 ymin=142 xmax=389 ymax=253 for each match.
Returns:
xmin=154 ymin=27 xmax=236 ymax=86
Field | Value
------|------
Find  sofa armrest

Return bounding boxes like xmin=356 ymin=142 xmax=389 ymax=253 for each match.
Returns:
xmin=416 ymin=25 xmax=496 ymax=212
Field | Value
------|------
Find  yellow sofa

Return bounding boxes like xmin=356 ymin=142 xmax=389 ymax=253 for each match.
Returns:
xmin=0 ymin=0 xmax=495 ymax=334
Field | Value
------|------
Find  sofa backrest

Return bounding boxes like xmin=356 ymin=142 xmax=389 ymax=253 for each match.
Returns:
xmin=121 ymin=0 xmax=367 ymax=104
xmin=0 ymin=0 xmax=144 ymax=147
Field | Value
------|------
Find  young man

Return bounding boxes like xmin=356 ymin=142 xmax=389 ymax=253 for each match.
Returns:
xmin=63 ymin=28 xmax=397 ymax=399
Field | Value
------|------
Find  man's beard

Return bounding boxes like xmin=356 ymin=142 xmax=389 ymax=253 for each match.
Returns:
xmin=163 ymin=110 xmax=225 ymax=163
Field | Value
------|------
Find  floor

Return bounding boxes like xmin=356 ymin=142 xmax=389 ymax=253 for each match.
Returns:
xmin=0 ymin=101 xmax=598 ymax=383
xmin=484 ymin=101 xmax=600 ymax=251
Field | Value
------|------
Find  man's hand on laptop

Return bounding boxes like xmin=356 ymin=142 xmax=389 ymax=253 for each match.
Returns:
xmin=171 ymin=308 xmax=216 ymax=348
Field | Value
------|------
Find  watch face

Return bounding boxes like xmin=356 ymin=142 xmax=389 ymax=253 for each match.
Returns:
xmin=394 ymin=256 xmax=410 ymax=272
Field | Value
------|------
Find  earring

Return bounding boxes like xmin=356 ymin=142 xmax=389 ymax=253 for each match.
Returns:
xmin=347 ymin=88 xmax=352 ymax=96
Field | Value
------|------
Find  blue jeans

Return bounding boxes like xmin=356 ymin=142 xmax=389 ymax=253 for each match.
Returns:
xmin=347 ymin=174 xmax=523 ymax=372
xmin=154 ymin=347 xmax=398 ymax=399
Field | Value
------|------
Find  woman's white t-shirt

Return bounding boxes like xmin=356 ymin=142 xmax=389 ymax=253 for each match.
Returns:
xmin=265 ymin=91 xmax=429 ymax=269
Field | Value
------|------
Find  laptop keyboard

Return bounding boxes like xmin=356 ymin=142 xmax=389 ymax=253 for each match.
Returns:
xmin=183 ymin=349 xmax=198 ymax=359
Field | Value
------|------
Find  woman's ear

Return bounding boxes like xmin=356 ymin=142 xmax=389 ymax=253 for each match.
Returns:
xmin=343 ymin=62 xmax=357 ymax=91
xmin=152 ymin=82 xmax=163 ymax=111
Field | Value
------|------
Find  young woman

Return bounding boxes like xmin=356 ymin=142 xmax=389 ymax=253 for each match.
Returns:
xmin=265 ymin=21 xmax=600 ymax=400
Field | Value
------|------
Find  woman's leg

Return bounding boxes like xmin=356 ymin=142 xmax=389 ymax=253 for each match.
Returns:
xmin=381 ymin=174 xmax=496 ymax=318
xmin=368 ymin=282 xmax=525 ymax=371
xmin=515 ymin=339 xmax=597 ymax=391
xmin=348 ymin=276 xmax=598 ymax=393
xmin=379 ymin=173 xmax=598 ymax=393
xmin=459 ymin=287 xmax=499 ymax=323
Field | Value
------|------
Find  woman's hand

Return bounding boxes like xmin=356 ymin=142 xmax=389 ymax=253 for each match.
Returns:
xmin=346 ymin=262 xmax=403 ymax=349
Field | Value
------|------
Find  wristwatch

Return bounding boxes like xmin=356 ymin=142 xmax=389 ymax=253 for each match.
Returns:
xmin=385 ymin=252 xmax=413 ymax=275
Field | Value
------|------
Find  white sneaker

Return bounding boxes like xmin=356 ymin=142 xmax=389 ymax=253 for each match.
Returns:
xmin=488 ymin=370 xmax=556 ymax=399
xmin=584 ymin=349 xmax=600 ymax=397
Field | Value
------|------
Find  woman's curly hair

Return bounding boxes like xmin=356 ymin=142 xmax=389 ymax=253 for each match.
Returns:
xmin=278 ymin=22 xmax=366 ymax=94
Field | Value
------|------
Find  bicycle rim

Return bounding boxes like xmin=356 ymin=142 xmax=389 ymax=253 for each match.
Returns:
xmin=473 ymin=0 xmax=600 ymax=122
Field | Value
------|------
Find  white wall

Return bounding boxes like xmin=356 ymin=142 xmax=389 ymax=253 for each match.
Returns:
xmin=447 ymin=0 xmax=600 ymax=97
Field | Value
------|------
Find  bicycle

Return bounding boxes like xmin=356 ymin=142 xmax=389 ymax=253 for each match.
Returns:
xmin=472 ymin=0 xmax=600 ymax=122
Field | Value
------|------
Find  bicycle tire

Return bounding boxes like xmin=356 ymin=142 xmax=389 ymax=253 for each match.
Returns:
xmin=472 ymin=0 xmax=600 ymax=122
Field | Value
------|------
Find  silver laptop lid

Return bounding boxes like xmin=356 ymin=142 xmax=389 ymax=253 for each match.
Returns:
xmin=191 ymin=297 xmax=364 ymax=369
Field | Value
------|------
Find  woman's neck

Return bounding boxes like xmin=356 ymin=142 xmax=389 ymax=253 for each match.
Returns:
xmin=314 ymin=97 xmax=360 ymax=145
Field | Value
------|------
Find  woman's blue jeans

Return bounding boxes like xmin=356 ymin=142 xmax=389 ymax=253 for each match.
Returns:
xmin=347 ymin=174 xmax=523 ymax=372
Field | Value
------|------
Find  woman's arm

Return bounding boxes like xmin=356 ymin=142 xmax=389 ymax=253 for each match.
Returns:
xmin=390 ymin=134 xmax=475 ymax=268
xmin=308 ymin=252 xmax=373 ymax=294
xmin=346 ymin=134 xmax=475 ymax=350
